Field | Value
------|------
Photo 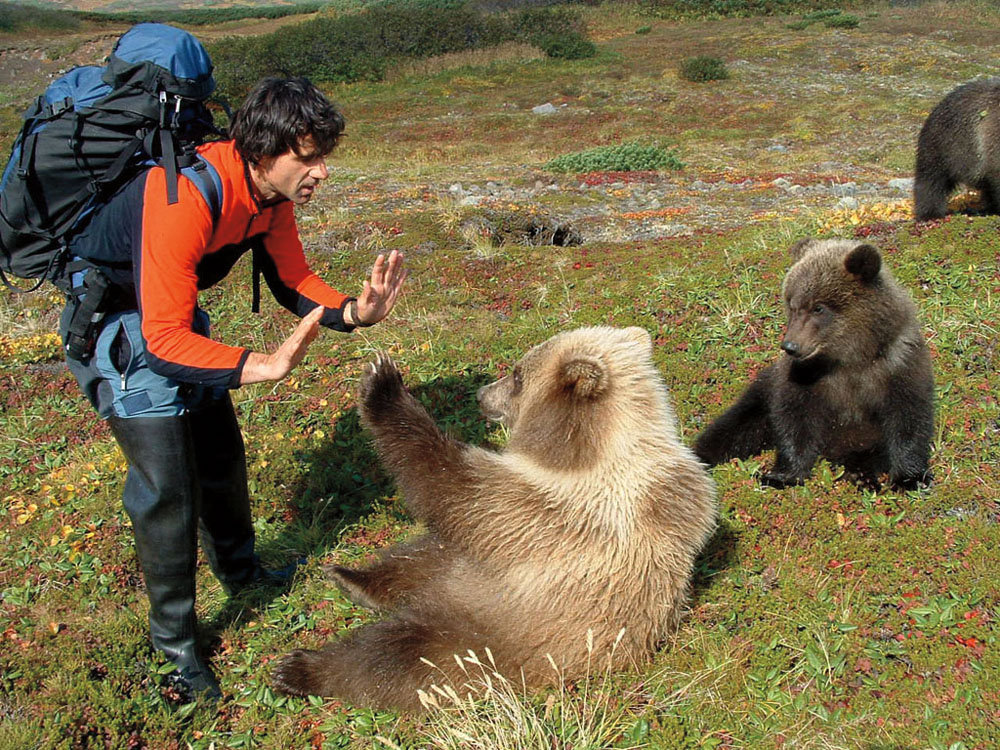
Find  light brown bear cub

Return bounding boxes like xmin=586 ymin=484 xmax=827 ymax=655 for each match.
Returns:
xmin=695 ymin=239 xmax=934 ymax=489
xmin=273 ymin=327 xmax=717 ymax=711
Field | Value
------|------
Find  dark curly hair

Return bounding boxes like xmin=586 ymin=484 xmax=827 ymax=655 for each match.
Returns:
xmin=230 ymin=76 xmax=345 ymax=164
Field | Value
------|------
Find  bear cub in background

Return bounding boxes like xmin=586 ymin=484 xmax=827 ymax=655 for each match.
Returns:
xmin=914 ymin=79 xmax=1000 ymax=220
xmin=273 ymin=327 xmax=717 ymax=711
xmin=695 ymin=238 xmax=933 ymax=490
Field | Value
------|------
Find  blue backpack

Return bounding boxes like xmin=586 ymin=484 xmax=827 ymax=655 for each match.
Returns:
xmin=0 ymin=23 xmax=224 ymax=292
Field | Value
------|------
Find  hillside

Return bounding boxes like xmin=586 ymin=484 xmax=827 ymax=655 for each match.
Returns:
xmin=1 ymin=2 xmax=997 ymax=749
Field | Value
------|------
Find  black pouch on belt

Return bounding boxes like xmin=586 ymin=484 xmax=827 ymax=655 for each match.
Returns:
xmin=64 ymin=267 xmax=112 ymax=361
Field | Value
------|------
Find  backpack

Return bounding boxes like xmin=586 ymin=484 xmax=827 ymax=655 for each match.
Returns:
xmin=0 ymin=23 xmax=225 ymax=293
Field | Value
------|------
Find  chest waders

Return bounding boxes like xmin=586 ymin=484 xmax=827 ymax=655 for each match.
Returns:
xmin=61 ymin=306 xmax=300 ymax=701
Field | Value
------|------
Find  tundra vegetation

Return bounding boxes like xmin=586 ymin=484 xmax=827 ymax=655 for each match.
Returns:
xmin=0 ymin=1 xmax=997 ymax=749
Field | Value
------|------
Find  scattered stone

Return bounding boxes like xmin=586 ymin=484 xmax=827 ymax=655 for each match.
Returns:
xmin=532 ymin=102 xmax=558 ymax=115
xmin=888 ymin=177 xmax=914 ymax=193
xmin=767 ymin=143 xmax=788 ymax=152
xmin=771 ymin=177 xmax=792 ymax=189
xmin=833 ymin=181 xmax=857 ymax=197
xmin=836 ymin=196 xmax=859 ymax=210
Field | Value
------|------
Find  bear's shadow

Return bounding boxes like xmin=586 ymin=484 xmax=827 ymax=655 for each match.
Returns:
xmin=208 ymin=371 xmax=495 ymax=632
xmin=689 ymin=517 xmax=738 ymax=605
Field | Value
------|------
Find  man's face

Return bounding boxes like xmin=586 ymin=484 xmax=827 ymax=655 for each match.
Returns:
xmin=252 ymin=135 xmax=329 ymax=205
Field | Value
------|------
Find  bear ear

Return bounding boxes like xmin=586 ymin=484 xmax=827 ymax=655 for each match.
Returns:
xmin=558 ymin=355 xmax=608 ymax=400
xmin=624 ymin=326 xmax=652 ymax=351
xmin=788 ymin=238 xmax=817 ymax=261
xmin=844 ymin=243 xmax=881 ymax=284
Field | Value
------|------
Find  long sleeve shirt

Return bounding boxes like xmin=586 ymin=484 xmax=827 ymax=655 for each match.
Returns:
xmin=133 ymin=140 xmax=351 ymax=388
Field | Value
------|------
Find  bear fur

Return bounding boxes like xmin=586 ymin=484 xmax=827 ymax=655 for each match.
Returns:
xmin=272 ymin=326 xmax=717 ymax=711
xmin=694 ymin=238 xmax=934 ymax=490
xmin=914 ymin=79 xmax=1000 ymax=220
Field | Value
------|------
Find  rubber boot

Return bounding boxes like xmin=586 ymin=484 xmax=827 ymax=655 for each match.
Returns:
xmin=108 ymin=414 xmax=222 ymax=702
xmin=190 ymin=395 xmax=301 ymax=595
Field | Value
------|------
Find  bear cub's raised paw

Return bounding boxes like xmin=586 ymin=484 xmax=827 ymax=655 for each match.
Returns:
xmin=359 ymin=353 xmax=406 ymax=414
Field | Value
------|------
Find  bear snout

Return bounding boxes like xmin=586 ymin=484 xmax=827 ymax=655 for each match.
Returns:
xmin=780 ymin=339 xmax=801 ymax=357
xmin=476 ymin=383 xmax=507 ymax=423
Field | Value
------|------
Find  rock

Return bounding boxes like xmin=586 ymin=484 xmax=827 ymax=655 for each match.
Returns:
xmin=532 ymin=102 xmax=558 ymax=115
xmin=771 ymin=177 xmax=792 ymax=189
xmin=833 ymin=181 xmax=857 ymax=197
xmin=836 ymin=196 xmax=859 ymax=210
xmin=888 ymin=177 xmax=914 ymax=193
xmin=767 ymin=143 xmax=788 ymax=152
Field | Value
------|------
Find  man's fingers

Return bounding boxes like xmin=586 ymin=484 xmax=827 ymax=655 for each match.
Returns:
xmin=287 ymin=306 xmax=324 ymax=348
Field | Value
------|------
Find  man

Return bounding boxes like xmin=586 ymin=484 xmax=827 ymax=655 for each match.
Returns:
xmin=59 ymin=76 xmax=406 ymax=700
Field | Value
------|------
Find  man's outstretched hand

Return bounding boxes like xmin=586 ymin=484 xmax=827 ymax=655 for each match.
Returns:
xmin=351 ymin=249 xmax=407 ymax=327
xmin=240 ymin=305 xmax=324 ymax=385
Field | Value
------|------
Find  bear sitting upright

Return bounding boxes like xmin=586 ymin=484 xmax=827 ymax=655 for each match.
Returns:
xmin=914 ymin=79 xmax=1000 ymax=220
xmin=694 ymin=238 xmax=933 ymax=490
xmin=273 ymin=327 xmax=717 ymax=711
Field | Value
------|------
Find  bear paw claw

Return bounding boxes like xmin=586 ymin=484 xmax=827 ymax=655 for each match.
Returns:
xmin=359 ymin=353 xmax=405 ymax=408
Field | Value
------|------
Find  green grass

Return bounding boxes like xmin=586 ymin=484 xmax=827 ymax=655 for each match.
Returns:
xmin=2 ymin=2 xmax=999 ymax=749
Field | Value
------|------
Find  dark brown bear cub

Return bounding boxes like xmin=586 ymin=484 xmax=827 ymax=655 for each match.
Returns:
xmin=914 ymin=79 xmax=1000 ymax=220
xmin=273 ymin=327 xmax=717 ymax=711
xmin=694 ymin=239 xmax=933 ymax=490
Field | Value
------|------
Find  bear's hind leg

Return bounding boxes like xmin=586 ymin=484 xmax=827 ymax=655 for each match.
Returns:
xmin=913 ymin=161 xmax=953 ymax=221
xmin=978 ymin=175 xmax=1000 ymax=216
xmin=272 ymin=614 xmax=501 ymax=711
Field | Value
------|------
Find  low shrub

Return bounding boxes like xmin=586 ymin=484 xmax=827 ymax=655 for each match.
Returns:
xmin=75 ymin=2 xmax=327 ymax=27
xmin=679 ymin=55 xmax=730 ymax=82
xmin=637 ymin=0 xmax=860 ymax=19
xmin=209 ymin=2 xmax=594 ymax=99
xmin=544 ymin=142 xmax=684 ymax=173
xmin=0 ymin=1 xmax=79 ymax=32
xmin=786 ymin=8 xmax=860 ymax=30
xmin=533 ymin=31 xmax=596 ymax=59
xmin=802 ymin=8 xmax=844 ymax=19
xmin=824 ymin=12 xmax=859 ymax=27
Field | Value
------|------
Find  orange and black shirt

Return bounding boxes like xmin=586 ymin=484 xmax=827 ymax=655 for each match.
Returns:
xmin=73 ymin=140 xmax=352 ymax=389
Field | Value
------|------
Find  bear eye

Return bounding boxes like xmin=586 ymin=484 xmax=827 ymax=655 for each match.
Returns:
xmin=812 ymin=304 xmax=826 ymax=315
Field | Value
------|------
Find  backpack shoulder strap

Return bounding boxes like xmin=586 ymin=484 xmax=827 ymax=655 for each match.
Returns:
xmin=179 ymin=155 xmax=222 ymax=229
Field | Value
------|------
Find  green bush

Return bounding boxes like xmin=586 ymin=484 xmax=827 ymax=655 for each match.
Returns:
xmin=544 ymin=142 xmax=684 ymax=173
xmin=636 ymin=25 xmax=653 ymax=34
xmin=802 ymin=8 xmax=844 ymax=19
xmin=75 ymin=2 xmax=327 ymax=27
xmin=0 ymin=1 xmax=79 ymax=32
xmin=533 ymin=32 xmax=596 ymax=60
xmin=679 ymin=55 xmax=730 ymax=82
xmin=638 ymin=0 xmax=860 ymax=20
xmin=786 ymin=8 xmax=860 ymax=30
xmin=824 ymin=12 xmax=859 ymax=27
xmin=209 ymin=2 xmax=593 ymax=100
